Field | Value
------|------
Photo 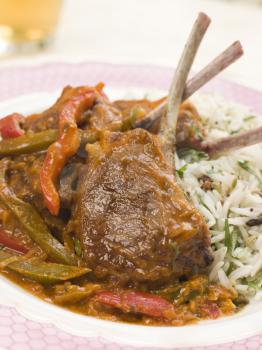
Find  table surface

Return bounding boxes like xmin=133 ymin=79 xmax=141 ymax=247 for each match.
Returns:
xmin=1 ymin=0 xmax=262 ymax=92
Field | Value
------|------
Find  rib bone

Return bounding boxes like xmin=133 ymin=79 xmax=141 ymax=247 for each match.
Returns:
xmin=161 ymin=12 xmax=210 ymax=166
xmin=201 ymin=126 xmax=262 ymax=157
xmin=136 ymin=41 xmax=243 ymax=131
xmin=183 ymin=41 xmax=243 ymax=100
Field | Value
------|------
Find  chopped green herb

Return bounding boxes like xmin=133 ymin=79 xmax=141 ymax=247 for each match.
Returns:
xmin=189 ymin=124 xmax=204 ymax=140
xmin=213 ymin=181 xmax=222 ymax=193
xmin=248 ymin=282 xmax=262 ymax=291
xmin=224 ymin=218 xmax=233 ymax=254
xmin=238 ymin=160 xmax=262 ymax=187
xmin=74 ymin=238 xmax=82 ymax=257
xmin=206 ymin=169 xmax=214 ymax=176
xmin=231 ymin=177 xmax=238 ymax=191
xmin=227 ymin=262 xmax=235 ymax=276
xmin=231 ymin=227 xmax=240 ymax=252
xmin=248 ymin=270 xmax=262 ymax=285
xmin=129 ymin=109 xmax=137 ymax=128
xmin=176 ymin=164 xmax=187 ymax=179
xmin=238 ymin=160 xmax=250 ymax=171
xmin=246 ymin=269 xmax=262 ymax=291
xmin=197 ymin=195 xmax=211 ymax=212
xmin=121 ymin=108 xmax=139 ymax=131
xmin=230 ymin=129 xmax=241 ymax=135
xmin=244 ymin=115 xmax=256 ymax=122
xmin=178 ymin=148 xmax=209 ymax=163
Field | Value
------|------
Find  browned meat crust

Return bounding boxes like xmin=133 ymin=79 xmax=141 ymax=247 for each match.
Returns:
xmin=73 ymin=129 xmax=212 ymax=286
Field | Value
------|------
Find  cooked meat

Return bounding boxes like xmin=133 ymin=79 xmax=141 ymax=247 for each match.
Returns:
xmin=59 ymin=163 xmax=82 ymax=209
xmin=73 ymin=129 xmax=212 ymax=286
xmin=113 ymin=98 xmax=165 ymax=131
xmin=114 ymin=99 xmax=206 ymax=148
xmin=113 ymin=98 xmax=165 ymax=117
xmin=85 ymin=99 xmax=123 ymax=132
xmin=176 ymin=102 xmax=206 ymax=148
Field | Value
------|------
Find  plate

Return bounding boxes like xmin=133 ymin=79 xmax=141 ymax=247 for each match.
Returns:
xmin=0 ymin=61 xmax=262 ymax=349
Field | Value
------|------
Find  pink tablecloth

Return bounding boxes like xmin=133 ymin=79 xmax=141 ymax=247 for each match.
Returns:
xmin=0 ymin=304 xmax=261 ymax=350
xmin=0 ymin=61 xmax=262 ymax=350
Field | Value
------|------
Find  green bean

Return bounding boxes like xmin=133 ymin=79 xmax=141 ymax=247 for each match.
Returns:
xmin=0 ymin=160 xmax=77 ymax=265
xmin=0 ymin=250 xmax=89 ymax=284
xmin=53 ymin=283 xmax=101 ymax=304
xmin=0 ymin=130 xmax=57 ymax=157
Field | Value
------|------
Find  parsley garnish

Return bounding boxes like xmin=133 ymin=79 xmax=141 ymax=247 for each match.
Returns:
xmin=178 ymin=148 xmax=208 ymax=163
xmin=238 ymin=160 xmax=262 ymax=187
xmin=176 ymin=164 xmax=187 ymax=179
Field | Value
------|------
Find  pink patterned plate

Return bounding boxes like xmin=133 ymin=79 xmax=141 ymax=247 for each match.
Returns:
xmin=0 ymin=62 xmax=262 ymax=350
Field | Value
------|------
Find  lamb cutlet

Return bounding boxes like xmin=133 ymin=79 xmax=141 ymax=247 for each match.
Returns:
xmin=71 ymin=13 xmax=213 ymax=286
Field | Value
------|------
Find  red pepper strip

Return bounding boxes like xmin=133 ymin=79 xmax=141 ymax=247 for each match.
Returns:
xmin=96 ymin=290 xmax=177 ymax=319
xmin=40 ymin=86 xmax=104 ymax=216
xmin=0 ymin=229 xmax=29 ymax=254
xmin=0 ymin=113 xmax=25 ymax=139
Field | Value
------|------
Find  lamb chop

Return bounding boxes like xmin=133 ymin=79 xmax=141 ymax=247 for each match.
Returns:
xmin=73 ymin=128 xmax=212 ymax=285
xmin=71 ymin=13 xmax=213 ymax=287
xmin=114 ymin=99 xmax=205 ymax=149
xmin=35 ymin=38 xmax=244 ymax=216
xmin=0 ymin=31 xmax=252 ymax=228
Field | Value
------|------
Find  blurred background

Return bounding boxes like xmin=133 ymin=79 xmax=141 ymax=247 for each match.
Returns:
xmin=0 ymin=0 xmax=261 ymax=91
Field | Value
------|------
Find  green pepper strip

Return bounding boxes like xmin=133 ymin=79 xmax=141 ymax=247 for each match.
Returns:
xmin=54 ymin=284 xmax=101 ymax=305
xmin=0 ymin=113 xmax=138 ymax=158
xmin=0 ymin=250 xmax=89 ymax=284
xmin=54 ymin=290 xmax=91 ymax=304
xmin=0 ymin=130 xmax=58 ymax=157
xmin=0 ymin=160 xmax=77 ymax=265
xmin=0 ymin=129 xmax=98 ymax=157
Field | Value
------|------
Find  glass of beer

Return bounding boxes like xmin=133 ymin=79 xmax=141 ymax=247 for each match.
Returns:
xmin=0 ymin=0 xmax=63 ymax=56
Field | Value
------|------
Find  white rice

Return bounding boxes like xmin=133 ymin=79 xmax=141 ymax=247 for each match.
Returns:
xmin=175 ymin=93 xmax=262 ymax=298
